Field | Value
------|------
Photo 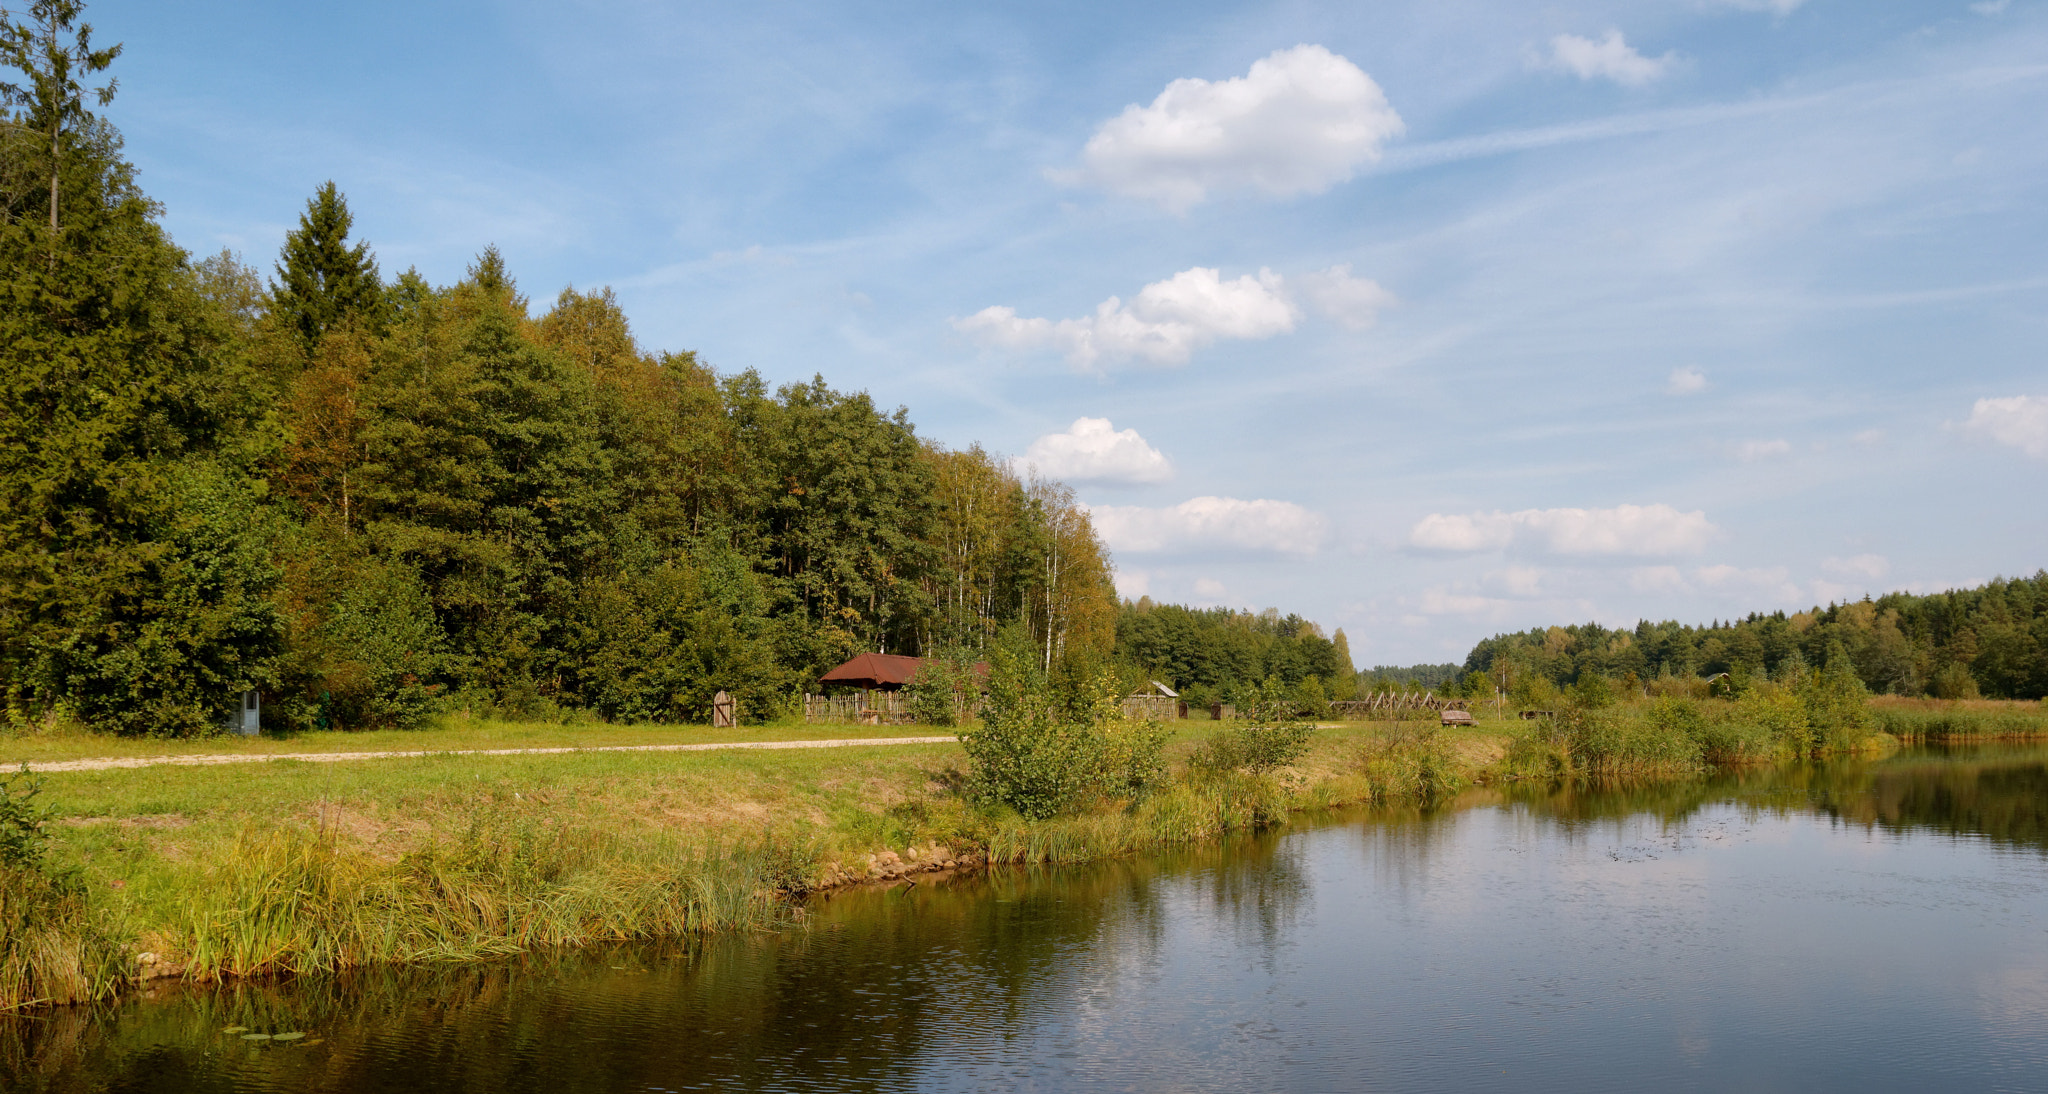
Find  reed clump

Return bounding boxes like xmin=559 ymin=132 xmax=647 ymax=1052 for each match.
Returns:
xmin=0 ymin=769 xmax=125 ymax=1008
xmin=172 ymin=811 xmax=803 ymax=982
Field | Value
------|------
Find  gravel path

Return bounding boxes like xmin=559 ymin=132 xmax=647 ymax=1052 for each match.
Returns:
xmin=12 ymin=736 xmax=963 ymax=774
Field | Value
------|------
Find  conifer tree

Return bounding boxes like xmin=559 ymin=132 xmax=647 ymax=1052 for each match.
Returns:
xmin=273 ymin=180 xmax=383 ymax=351
xmin=0 ymin=0 xmax=119 ymax=271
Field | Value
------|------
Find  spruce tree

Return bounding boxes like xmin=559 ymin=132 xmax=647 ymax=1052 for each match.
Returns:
xmin=273 ymin=180 xmax=383 ymax=351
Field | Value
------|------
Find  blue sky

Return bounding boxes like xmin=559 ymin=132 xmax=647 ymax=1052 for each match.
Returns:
xmin=93 ymin=0 xmax=2048 ymax=665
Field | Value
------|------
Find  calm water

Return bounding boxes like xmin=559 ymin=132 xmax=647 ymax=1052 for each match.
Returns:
xmin=7 ymin=745 xmax=2047 ymax=1093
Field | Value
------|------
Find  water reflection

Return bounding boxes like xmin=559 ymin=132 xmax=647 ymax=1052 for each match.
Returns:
xmin=5 ymin=744 xmax=2044 ymax=1093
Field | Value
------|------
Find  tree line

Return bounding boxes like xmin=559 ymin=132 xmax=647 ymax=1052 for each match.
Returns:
xmin=0 ymin=3 xmax=1117 ymax=735
xmin=1459 ymin=572 xmax=2048 ymax=702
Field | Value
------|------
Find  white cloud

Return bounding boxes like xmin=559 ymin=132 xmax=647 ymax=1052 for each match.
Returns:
xmin=1543 ymin=31 xmax=1677 ymax=88
xmin=1013 ymin=418 xmax=1173 ymax=484
xmin=1714 ymin=0 xmax=1806 ymax=14
xmin=1089 ymin=496 xmax=1329 ymax=555
xmin=1193 ymin=577 xmax=1228 ymax=599
xmin=1667 ymin=366 xmax=1707 ymax=395
xmin=1409 ymin=504 xmax=1716 ymax=557
xmin=1734 ymin=438 xmax=1792 ymax=461
xmin=1823 ymin=554 xmax=1890 ymax=580
xmin=1056 ymin=44 xmax=1404 ymax=212
xmin=1853 ymin=429 xmax=1887 ymax=446
xmin=1294 ymin=264 xmax=1396 ymax=329
xmin=956 ymin=266 xmax=1297 ymax=368
xmin=1114 ymin=568 xmax=1151 ymax=600
xmin=1628 ymin=565 xmax=1690 ymax=594
xmin=1962 ymin=395 xmax=2048 ymax=457
xmin=1970 ymin=0 xmax=2010 ymax=13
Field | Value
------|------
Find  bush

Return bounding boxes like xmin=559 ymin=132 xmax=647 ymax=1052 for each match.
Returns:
xmin=906 ymin=652 xmax=981 ymax=729
xmin=958 ymin=640 xmax=1098 ymax=820
xmin=1190 ymin=677 xmax=1315 ymax=775
xmin=1801 ymin=655 xmax=1874 ymax=753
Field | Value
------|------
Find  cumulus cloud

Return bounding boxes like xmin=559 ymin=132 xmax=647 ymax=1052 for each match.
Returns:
xmin=1667 ymin=367 xmax=1707 ymax=395
xmin=1962 ymin=395 xmax=2048 ymax=457
xmin=958 ymin=263 xmax=1393 ymax=367
xmin=1542 ymin=31 xmax=1677 ymax=87
xmin=1735 ymin=438 xmax=1792 ymax=462
xmin=956 ymin=266 xmax=1300 ymax=368
xmin=1089 ymin=496 xmax=1329 ymax=555
xmin=1294 ymin=264 xmax=1396 ymax=329
xmin=1056 ymin=44 xmax=1404 ymax=212
xmin=1013 ymin=418 xmax=1173 ymax=485
xmin=1408 ymin=504 xmax=1716 ymax=557
xmin=1823 ymin=554 xmax=1890 ymax=580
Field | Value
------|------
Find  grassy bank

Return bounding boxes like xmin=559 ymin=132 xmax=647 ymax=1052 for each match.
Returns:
xmin=0 ymin=699 xmax=2040 ymax=1010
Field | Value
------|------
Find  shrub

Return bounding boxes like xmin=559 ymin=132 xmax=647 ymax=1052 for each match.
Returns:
xmin=1801 ymin=656 xmax=1874 ymax=753
xmin=1190 ymin=677 xmax=1314 ymax=775
xmin=958 ymin=640 xmax=1098 ymax=820
xmin=0 ymin=769 xmax=123 ymax=1009
xmin=906 ymin=652 xmax=981 ymax=729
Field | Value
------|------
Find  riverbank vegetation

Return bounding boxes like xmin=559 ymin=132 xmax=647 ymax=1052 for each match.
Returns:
xmin=4 ymin=666 xmax=2042 ymax=1010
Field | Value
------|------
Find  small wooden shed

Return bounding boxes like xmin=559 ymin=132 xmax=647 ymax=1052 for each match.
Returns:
xmin=1122 ymin=681 xmax=1180 ymax=722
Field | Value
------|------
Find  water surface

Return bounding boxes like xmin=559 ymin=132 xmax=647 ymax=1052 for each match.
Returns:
xmin=7 ymin=744 xmax=2046 ymax=1093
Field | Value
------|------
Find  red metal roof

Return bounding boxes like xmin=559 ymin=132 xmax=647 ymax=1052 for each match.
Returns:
xmin=818 ymin=653 xmax=989 ymax=691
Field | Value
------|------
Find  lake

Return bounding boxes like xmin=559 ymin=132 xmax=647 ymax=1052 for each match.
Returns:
xmin=7 ymin=744 xmax=2045 ymax=1093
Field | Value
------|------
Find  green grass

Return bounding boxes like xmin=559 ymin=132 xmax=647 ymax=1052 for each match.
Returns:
xmin=0 ymin=714 xmax=947 ymax=766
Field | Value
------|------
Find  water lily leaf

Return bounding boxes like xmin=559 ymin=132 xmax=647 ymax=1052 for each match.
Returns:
xmin=241 ymin=1033 xmax=271 ymax=1041
xmin=221 ymin=1026 xmax=248 ymax=1035
xmin=273 ymin=1032 xmax=305 ymax=1041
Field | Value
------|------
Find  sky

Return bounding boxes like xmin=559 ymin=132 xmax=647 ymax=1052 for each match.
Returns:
xmin=84 ymin=0 xmax=2048 ymax=667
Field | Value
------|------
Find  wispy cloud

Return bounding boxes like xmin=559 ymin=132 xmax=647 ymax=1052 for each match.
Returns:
xmin=1541 ymin=31 xmax=1677 ymax=88
xmin=1410 ymin=504 xmax=1716 ymax=556
xmin=1667 ymin=367 xmax=1707 ymax=395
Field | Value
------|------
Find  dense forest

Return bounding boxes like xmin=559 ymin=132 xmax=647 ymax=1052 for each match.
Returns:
xmin=0 ymin=4 xmax=1116 ymax=734
xmin=1459 ymin=573 xmax=2048 ymax=701
xmin=1111 ymin=600 xmax=1355 ymax=706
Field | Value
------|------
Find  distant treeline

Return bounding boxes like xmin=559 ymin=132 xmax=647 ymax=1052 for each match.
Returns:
xmin=1460 ymin=573 xmax=2048 ymax=701
xmin=0 ymin=11 xmax=1114 ymax=734
xmin=1112 ymin=600 xmax=1355 ymax=706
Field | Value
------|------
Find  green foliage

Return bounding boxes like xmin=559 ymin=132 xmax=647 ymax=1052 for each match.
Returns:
xmin=1800 ymin=648 xmax=1875 ymax=752
xmin=958 ymin=633 xmax=1099 ymax=819
xmin=906 ymin=650 xmax=980 ymax=728
xmin=0 ymin=767 xmax=52 ymax=871
xmin=1931 ymin=662 xmax=1981 ymax=701
xmin=1464 ymin=574 xmax=2048 ymax=700
xmin=1190 ymin=677 xmax=1315 ymax=775
xmin=272 ymin=181 xmax=383 ymax=351
xmin=1116 ymin=602 xmax=1348 ymax=699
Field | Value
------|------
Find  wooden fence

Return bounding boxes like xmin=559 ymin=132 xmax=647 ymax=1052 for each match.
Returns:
xmin=1327 ymin=692 xmax=1469 ymax=721
xmin=803 ymin=692 xmax=982 ymax=726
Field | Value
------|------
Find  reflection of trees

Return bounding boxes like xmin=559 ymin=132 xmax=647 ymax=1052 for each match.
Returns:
xmin=1489 ymin=743 xmax=2048 ymax=854
xmin=1807 ymin=755 xmax=2048 ymax=853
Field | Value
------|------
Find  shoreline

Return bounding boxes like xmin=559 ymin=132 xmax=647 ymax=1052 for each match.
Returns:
xmin=6 ymin=706 xmax=2046 ymax=1010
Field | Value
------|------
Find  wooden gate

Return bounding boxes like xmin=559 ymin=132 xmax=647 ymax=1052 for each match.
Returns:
xmin=711 ymin=690 xmax=736 ymax=728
